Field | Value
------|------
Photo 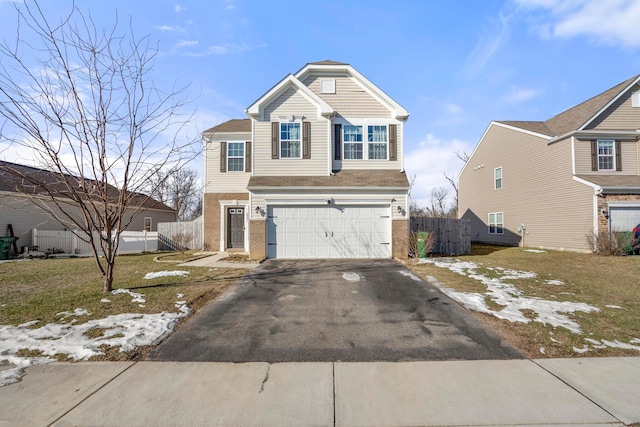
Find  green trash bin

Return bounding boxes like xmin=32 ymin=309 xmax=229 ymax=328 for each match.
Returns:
xmin=416 ymin=231 xmax=429 ymax=258
xmin=0 ymin=236 xmax=12 ymax=260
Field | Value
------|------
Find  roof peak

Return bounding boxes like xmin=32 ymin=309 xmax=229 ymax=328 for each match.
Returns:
xmin=308 ymin=60 xmax=349 ymax=66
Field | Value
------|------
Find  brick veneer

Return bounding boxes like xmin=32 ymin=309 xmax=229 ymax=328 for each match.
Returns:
xmin=392 ymin=219 xmax=409 ymax=258
xmin=597 ymin=193 xmax=640 ymax=232
xmin=203 ymin=193 xmax=248 ymax=251
xmin=249 ymin=219 xmax=266 ymax=260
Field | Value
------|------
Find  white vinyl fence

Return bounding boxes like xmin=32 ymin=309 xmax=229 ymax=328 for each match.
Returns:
xmin=31 ymin=229 xmax=158 ymax=255
xmin=157 ymin=216 xmax=203 ymax=251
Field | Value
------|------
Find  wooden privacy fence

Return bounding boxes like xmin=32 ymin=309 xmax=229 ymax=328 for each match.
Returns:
xmin=157 ymin=215 xmax=203 ymax=251
xmin=31 ymin=229 xmax=158 ymax=255
xmin=410 ymin=216 xmax=471 ymax=255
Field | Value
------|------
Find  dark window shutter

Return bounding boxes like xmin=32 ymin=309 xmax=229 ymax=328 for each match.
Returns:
xmin=389 ymin=124 xmax=397 ymax=161
xmin=334 ymin=124 xmax=342 ymax=160
xmin=591 ymin=140 xmax=597 ymax=171
xmin=271 ymin=122 xmax=279 ymax=159
xmin=615 ymin=140 xmax=622 ymax=171
xmin=245 ymin=141 xmax=252 ymax=172
xmin=302 ymin=122 xmax=311 ymax=159
xmin=220 ymin=141 xmax=227 ymax=172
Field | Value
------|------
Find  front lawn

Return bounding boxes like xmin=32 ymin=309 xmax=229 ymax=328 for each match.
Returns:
xmin=0 ymin=253 xmax=245 ymax=360
xmin=407 ymin=246 xmax=640 ymax=358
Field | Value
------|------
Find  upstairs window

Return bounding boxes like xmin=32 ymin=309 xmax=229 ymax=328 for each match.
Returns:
xmin=280 ymin=122 xmax=301 ymax=158
xmin=494 ymin=167 xmax=502 ymax=189
xmin=598 ymin=139 xmax=615 ymax=170
xmin=488 ymin=212 xmax=503 ymax=234
xmin=343 ymin=125 xmax=363 ymax=159
xmin=227 ymin=142 xmax=245 ymax=171
xmin=144 ymin=217 xmax=152 ymax=232
xmin=367 ymin=125 xmax=388 ymax=160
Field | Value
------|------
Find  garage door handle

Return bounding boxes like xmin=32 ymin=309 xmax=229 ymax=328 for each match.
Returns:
xmin=331 ymin=231 xmax=334 ymax=237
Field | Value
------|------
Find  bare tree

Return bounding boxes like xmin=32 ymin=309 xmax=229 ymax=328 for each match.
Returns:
xmin=0 ymin=1 xmax=196 ymax=292
xmin=149 ymin=167 xmax=201 ymax=221
xmin=426 ymin=187 xmax=450 ymax=218
xmin=444 ymin=172 xmax=458 ymax=217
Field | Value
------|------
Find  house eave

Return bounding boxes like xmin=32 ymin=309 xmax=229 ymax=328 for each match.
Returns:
xmin=248 ymin=186 xmax=409 ymax=192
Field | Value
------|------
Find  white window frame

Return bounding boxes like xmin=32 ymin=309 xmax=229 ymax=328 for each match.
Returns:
xmin=488 ymin=212 xmax=503 ymax=235
xmin=144 ymin=217 xmax=152 ymax=232
xmin=280 ymin=122 xmax=302 ymax=159
xmin=494 ymin=167 xmax=502 ymax=190
xmin=341 ymin=122 xmax=389 ymax=161
xmin=227 ymin=141 xmax=245 ymax=172
xmin=597 ymin=139 xmax=615 ymax=171
xmin=343 ymin=125 xmax=364 ymax=160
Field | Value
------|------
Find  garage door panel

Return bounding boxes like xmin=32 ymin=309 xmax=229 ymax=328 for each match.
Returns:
xmin=610 ymin=206 xmax=640 ymax=231
xmin=266 ymin=205 xmax=391 ymax=259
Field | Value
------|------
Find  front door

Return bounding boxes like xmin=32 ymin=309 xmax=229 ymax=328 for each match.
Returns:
xmin=227 ymin=208 xmax=245 ymax=249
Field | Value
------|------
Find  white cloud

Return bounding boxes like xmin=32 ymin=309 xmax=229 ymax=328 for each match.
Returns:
xmin=174 ymin=4 xmax=186 ymax=13
xmin=514 ymin=0 xmax=640 ymax=48
xmin=225 ymin=0 xmax=236 ymax=10
xmin=154 ymin=25 xmax=186 ymax=33
xmin=445 ymin=102 xmax=463 ymax=115
xmin=502 ymin=86 xmax=542 ymax=103
xmin=404 ymin=134 xmax=473 ymax=210
xmin=460 ymin=12 xmax=511 ymax=77
xmin=174 ymin=40 xmax=198 ymax=49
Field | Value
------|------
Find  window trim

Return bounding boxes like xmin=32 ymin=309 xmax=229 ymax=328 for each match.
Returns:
xmin=597 ymin=139 xmax=615 ymax=171
xmin=341 ymin=122 xmax=389 ymax=161
xmin=279 ymin=122 xmax=302 ymax=159
xmin=494 ymin=167 xmax=503 ymax=190
xmin=488 ymin=212 xmax=503 ymax=235
xmin=226 ymin=141 xmax=245 ymax=172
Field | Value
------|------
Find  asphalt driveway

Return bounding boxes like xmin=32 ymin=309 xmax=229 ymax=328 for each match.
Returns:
xmin=148 ymin=259 xmax=522 ymax=362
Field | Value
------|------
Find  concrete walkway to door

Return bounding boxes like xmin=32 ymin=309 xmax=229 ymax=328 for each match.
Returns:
xmin=149 ymin=259 xmax=522 ymax=362
xmin=177 ymin=252 xmax=260 ymax=269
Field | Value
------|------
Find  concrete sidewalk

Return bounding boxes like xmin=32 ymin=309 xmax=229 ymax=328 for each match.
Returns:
xmin=1 ymin=358 xmax=639 ymax=426
xmin=178 ymin=252 xmax=260 ymax=269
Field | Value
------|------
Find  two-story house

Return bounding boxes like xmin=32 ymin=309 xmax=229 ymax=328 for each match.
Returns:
xmin=459 ymin=74 xmax=640 ymax=251
xmin=202 ymin=61 xmax=410 ymax=259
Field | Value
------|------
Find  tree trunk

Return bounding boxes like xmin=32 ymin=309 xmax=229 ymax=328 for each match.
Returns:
xmin=103 ymin=261 xmax=114 ymax=293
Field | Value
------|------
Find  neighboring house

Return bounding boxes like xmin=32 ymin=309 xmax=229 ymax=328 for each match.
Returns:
xmin=203 ymin=60 xmax=410 ymax=259
xmin=0 ymin=161 xmax=176 ymax=250
xmin=459 ymin=74 xmax=640 ymax=251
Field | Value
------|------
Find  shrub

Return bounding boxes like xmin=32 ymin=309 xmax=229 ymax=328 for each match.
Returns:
xmin=409 ymin=231 xmax=438 ymax=258
xmin=171 ymin=231 xmax=194 ymax=254
xmin=586 ymin=229 xmax=633 ymax=256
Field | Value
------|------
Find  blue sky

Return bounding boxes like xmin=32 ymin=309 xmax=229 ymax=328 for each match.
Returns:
xmin=2 ymin=0 xmax=640 ymax=207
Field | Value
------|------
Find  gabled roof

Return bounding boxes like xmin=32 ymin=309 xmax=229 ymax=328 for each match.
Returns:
xmin=203 ymin=119 xmax=251 ymax=134
xmin=247 ymin=169 xmax=409 ymax=190
xmin=245 ymin=74 xmax=334 ymax=119
xmin=295 ymin=61 xmax=409 ymax=120
xmin=309 ymin=60 xmax=349 ymax=66
xmin=0 ymin=161 xmax=174 ymax=212
xmin=495 ymin=73 xmax=640 ymax=139
xmin=496 ymin=121 xmax=554 ymax=137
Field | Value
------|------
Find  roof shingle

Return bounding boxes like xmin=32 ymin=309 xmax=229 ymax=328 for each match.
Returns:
xmin=203 ymin=119 xmax=251 ymax=134
xmin=248 ymin=169 xmax=409 ymax=189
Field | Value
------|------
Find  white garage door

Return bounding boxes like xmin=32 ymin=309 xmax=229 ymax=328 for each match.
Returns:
xmin=266 ymin=205 xmax=391 ymax=259
xmin=610 ymin=206 xmax=640 ymax=231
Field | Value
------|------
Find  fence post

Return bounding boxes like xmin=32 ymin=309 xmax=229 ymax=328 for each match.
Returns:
xmin=32 ymin=228 xmax=37 ymax=250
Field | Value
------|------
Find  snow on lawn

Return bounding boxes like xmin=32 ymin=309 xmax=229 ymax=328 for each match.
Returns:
xmin=0 ymin=293 xmax=190 ymax=387
xmin=144 ymin=270 xmax=190 ymax=280
xmin=573 ymin=338 xmax=640 ymax=354
xmin=419 ymin=258 xmax=599 ymax=334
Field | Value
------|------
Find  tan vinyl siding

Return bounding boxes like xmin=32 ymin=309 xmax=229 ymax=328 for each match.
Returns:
xmin=574 ymin=139 xmax=639 ymax=175
xmin=302 ymin=75 xmax=390 ymax=118
xmin=204 ymin=133 xmax=252 ymax=193
xmin=254 ymin=88 xmax=328 ymax=176
xmin=332 ymin=121 xmax=403 ymax=171
xmin=459 ymin=124 xmax=594 ymax=251
xmin=586 ymin=83 xmax=640 ymax=130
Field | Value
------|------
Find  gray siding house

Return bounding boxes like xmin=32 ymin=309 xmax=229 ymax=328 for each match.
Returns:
xmin=1 ymin=161 xmax=176 ymax=250
xmin=203 ymin=61 xmax=410 ymax=259
xmin=459 ymin=74 xmax=640 ymax=251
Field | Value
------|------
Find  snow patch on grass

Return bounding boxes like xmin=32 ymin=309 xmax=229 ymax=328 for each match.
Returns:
xmin=0 ymin=294 xmax=190 ymax=387
xmin=112 ymin=288 xmax=146 ymax=304
xmin=420 ymin=258 xmax=598 ymax=334
xmin=144 ymin=270 xmax=189 ymax=280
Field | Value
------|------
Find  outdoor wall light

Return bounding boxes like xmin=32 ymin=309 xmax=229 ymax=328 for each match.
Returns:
xmin=255 ymin=206 xmax=261 ymax=213
xmin=397 ymin=205 xmax=402 ymax=212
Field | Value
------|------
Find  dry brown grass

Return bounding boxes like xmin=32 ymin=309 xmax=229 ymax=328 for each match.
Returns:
xmin=407 ymin=245 xmax=640 ymax=358
xmin=0 ymin=253 xmax=245 ymax=361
